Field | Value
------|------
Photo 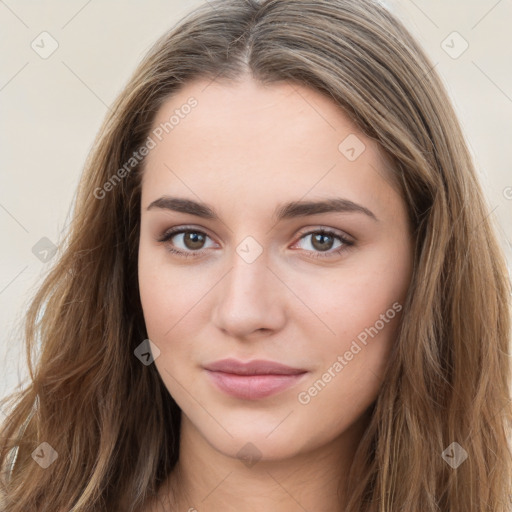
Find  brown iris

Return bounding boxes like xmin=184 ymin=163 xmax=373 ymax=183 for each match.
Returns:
xmin=310 ymin=232 xmax=335 ymax=252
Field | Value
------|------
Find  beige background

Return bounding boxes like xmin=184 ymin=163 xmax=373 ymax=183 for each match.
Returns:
xmin=1 ymin=0 xmax=511 ymax=410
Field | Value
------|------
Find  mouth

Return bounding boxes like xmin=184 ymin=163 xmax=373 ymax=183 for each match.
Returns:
xmin=203 ymin=358 xmax=308 ymax=400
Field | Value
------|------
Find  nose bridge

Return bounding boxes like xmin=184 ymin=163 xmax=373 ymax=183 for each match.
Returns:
xmin=222 ymin=246 xmax=273 ymax=311
xmin=227 ymin=246 xmax=269 ymax=296
xmin=212 ymin=244 xmax=285 ymax=336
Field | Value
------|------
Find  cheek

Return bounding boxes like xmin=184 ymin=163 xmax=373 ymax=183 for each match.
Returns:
xmin=138 ymin=252 xmax=169 ymax=338
xmin=293 ymin=242 xmax=410 ymax=401
xmin=294 ymin=279 xmax=404 ymax=430
xmin=137 ymin=258 xmax=200 ymax=394
xmin=137 ymin=246 xmax=218 ymax=386
xmin=138 ymin=244 xmax=203 ymax=338
xmin=300 ymin=280 xmax=401 ymax=399
xmin=301 ymin=246 xmax=409 ymax=345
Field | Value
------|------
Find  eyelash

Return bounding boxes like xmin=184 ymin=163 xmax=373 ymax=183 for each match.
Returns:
xmin=156 ymin=226 xmax=354 ymax=260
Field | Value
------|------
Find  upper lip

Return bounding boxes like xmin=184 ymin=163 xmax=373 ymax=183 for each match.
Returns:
xmin=204 ymin=358 xmax=307 ymax=376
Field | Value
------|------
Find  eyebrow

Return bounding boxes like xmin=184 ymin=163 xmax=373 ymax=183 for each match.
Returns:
xmin=146 ymin=196 xmax=378 ymax=222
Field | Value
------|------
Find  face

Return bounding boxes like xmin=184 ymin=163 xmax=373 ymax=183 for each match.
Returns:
xmin=138 ymin=76 xmax=413 ymax=461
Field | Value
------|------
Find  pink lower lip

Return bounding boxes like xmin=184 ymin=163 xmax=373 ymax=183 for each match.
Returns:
xmin=205 ymin=370 xmax=307 ymax=400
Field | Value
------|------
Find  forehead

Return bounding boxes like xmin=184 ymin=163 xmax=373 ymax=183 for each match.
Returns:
xmin=141 ymin=77 xmax=400 ymax=219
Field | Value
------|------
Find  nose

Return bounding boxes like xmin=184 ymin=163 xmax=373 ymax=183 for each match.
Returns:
xmin=211 ymin=250 xmax=287 ymax=339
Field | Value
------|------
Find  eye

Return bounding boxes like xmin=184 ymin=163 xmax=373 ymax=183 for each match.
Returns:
xmin=156 ymin=227 xmax=216 ymax=258
xmin=156 ymin=226 xmax=354 ymax=260
xmin=292 ymin=228 xmax=354 ymax=259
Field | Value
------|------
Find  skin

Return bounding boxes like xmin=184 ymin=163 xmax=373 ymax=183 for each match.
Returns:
xmin=138 ymin=75 xmax=414 ymax=512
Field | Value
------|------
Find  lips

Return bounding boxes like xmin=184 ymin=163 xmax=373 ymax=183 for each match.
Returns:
xmin=203 ymin=358 xmax=308 ymax=400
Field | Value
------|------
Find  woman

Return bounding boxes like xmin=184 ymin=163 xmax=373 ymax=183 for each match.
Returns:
xmin=1 ymin=0 xmax=511 ymax=510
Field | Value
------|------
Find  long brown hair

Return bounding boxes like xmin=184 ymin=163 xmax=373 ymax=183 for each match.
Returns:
xmin=1 ymin=0 xmax=511 ymax=510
